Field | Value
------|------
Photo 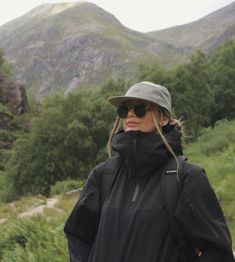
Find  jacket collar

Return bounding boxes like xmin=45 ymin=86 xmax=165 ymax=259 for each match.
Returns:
xmin=111 ymin=125 xmax=183 ymax=177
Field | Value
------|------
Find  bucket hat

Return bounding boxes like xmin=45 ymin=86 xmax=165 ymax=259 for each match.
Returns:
xmin=108 ymin=81 xmax=171 ymax=114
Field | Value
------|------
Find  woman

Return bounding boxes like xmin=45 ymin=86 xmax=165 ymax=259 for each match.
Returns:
xmin=64 ymin=81 xmax=234 ymax=262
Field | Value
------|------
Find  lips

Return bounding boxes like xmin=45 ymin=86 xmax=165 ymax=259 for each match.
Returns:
xmin=127 ymin=121 xmax=138 ymax=125
xmin=125 ymin=120 xmax=140 ymax=127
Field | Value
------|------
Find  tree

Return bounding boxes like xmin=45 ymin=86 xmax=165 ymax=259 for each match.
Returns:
xmin=170 ymin=51 xmax=213 ymax=138
xmin=208 ymin=40 xmax=235 ymax=125
xmin=137 ymin=63 xmax=170 ymax=86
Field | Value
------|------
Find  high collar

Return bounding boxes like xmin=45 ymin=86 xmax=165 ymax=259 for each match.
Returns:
xmin=111 ymin=125 xmax=183 ymax=177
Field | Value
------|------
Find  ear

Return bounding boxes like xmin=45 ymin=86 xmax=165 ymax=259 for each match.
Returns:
xmin=159 ymin=117 xmax=169 ymax=127
xmin=158 ymin=109 xmax=169 ymax=127
xmin=152 ymin=109 xmax=169 ymax=127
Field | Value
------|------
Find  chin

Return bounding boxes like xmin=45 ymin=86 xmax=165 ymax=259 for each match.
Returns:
xmin=125 ymin=127 xmax=156 ymax=133
xmin=124 ymin=126 xmax=141 ymax=131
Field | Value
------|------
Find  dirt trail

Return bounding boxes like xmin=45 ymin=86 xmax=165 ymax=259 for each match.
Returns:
xmin=18 ymin=197 xmax=62 ymax=217
xmin=0 ymin=218 xmax=7 ymax=224
xmin=0 ymin=197 xmax=63 ymax=224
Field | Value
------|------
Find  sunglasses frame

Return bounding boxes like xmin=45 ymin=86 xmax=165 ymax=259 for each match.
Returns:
xmin=117 ymin=104 xmax=153 ymax=118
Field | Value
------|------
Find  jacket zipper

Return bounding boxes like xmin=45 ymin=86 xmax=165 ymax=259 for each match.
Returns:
xmin=131 ymin=183 xmax=140 ymax=202
xmin=131 ymin=136 xmax=139 ymax=202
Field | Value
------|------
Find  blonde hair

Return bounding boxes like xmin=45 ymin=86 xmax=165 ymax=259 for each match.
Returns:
xmin=151 ymin=111 xmax=182 ymax=181
xmin=107 ymin=107 xmax=183 ymax=180
xmin=107 ymin=117 xmax=121 ymax=157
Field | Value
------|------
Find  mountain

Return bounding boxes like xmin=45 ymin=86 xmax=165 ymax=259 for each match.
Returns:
xmin=0 ymin=1 xmax=234 ymax=97
xmin=0 ymin=2 xmax=170 ymax=97
xmin=148 ymin=2 xmax=235 ymax=54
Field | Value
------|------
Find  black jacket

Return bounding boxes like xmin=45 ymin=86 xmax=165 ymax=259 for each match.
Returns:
xmin=64 ymin=126 xmax=234 ymax=262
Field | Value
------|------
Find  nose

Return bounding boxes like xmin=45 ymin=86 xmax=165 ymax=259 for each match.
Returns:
xmin=127 ymin=107 xmax=136 ymax=117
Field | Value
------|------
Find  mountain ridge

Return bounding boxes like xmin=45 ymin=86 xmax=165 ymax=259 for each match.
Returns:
xmin=0 ymin=1 xmax=234 ymax=97
xmin=148 ymin=2 xmax=235 ymax=51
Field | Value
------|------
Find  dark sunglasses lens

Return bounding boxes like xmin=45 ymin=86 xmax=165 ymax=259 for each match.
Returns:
xmin=117 ymin=106 xmax=128 ymax=118
xmin=117 ymin=104 xmax=149 ymax=118
xmin=134 ymin=104 xmax=147 ymax=117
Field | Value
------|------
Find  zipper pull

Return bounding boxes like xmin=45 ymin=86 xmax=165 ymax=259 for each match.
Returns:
xmin=132 ymin=183 xmax=140 ymax=202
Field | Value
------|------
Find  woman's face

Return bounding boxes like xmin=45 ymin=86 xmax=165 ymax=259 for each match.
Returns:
xmin=120 ymin=101 xmax=161 ymax=133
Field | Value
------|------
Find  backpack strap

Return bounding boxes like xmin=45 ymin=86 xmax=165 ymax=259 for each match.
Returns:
xmin=161 ymin=155 xmax=186 ymax=229
xmin=161 ymin=155 xmax=187 ymax=261
xmin=100 ymin=155 xmax=123 ymax=205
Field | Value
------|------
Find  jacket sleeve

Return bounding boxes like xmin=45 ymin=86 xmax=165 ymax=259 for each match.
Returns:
xmin=64 ymin=163 xmax=104 ymax=262
xmin=175 ymin=162 xmax=235 ymax=262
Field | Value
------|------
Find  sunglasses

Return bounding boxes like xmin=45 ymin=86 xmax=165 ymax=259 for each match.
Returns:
xmin=117 ymin=104 xmax=152 ymax=118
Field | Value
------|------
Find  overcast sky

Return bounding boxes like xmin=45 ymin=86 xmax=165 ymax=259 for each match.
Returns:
xmin=0 ymin=0 xmax=234 ymax=32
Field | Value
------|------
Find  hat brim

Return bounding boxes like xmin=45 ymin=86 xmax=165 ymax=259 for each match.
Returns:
xmin=108 ymin=96 xmax=158 ymax=107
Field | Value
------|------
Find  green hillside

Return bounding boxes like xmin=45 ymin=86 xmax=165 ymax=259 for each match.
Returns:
xmin=148 ymin=2 xmax=235 ymax=52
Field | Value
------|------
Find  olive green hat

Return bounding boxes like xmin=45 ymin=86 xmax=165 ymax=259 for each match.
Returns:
xmin=108 ymin=81 xmax=171 ymax=114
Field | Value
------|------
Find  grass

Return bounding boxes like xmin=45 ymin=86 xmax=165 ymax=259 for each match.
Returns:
xmin=0 ymin=215 xmax=69 ymax=262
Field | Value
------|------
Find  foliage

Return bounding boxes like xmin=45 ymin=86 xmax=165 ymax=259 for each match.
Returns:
xmin=50 ymin=179 xmax=84 ymax=196
xmin=0 ymin=103 xmax=14 ymax=117
xmin=208 ymin=40 xmax=235 ymax=125
xmin=0 ymin=216 xmax=69 ymax=262
xmin=171 ymin=51 xmax=213 ymax=137
xmin=186 ymin=119 xmax=235 ymax=157
xmin=185 ymin=119 xmax=235 ymax=243
xmin=0 ymin=191 xmax=79 ymax=261
xmin=137 ymin=63 xmax=170 ymax=85
xmin=137 ymin=40 xmax=235 ymax=139
xmin=1 ymin=80 xmax=127 ymax=199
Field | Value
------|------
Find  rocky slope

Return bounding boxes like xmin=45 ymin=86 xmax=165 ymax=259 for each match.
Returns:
xmin=0 ymin=1 xmax=234 ymax=97
xmin=0 ymin=73 xmax=28 ymax=150
xmin=0 ymin=74 xmax=28 ymax=116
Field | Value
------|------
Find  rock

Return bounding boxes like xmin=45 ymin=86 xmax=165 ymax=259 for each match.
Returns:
xmin=0 ymin=73 xmax=29 ymax=150
xmin=0 ymin=74 xmax=29 ymax=115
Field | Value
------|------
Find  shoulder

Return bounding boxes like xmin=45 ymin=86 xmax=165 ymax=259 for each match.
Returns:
xmin=181 ymin=160 xmax=211 ymax=190
xmin=182 ymin=160 xmax=206 ymax=180
xmin=181 ymin=160 xmax=220 ymax=208
xmin=87 ymin=155 xmax=123 ymax=185
xmin=93 ymin=155 xmax=122 ymax=175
